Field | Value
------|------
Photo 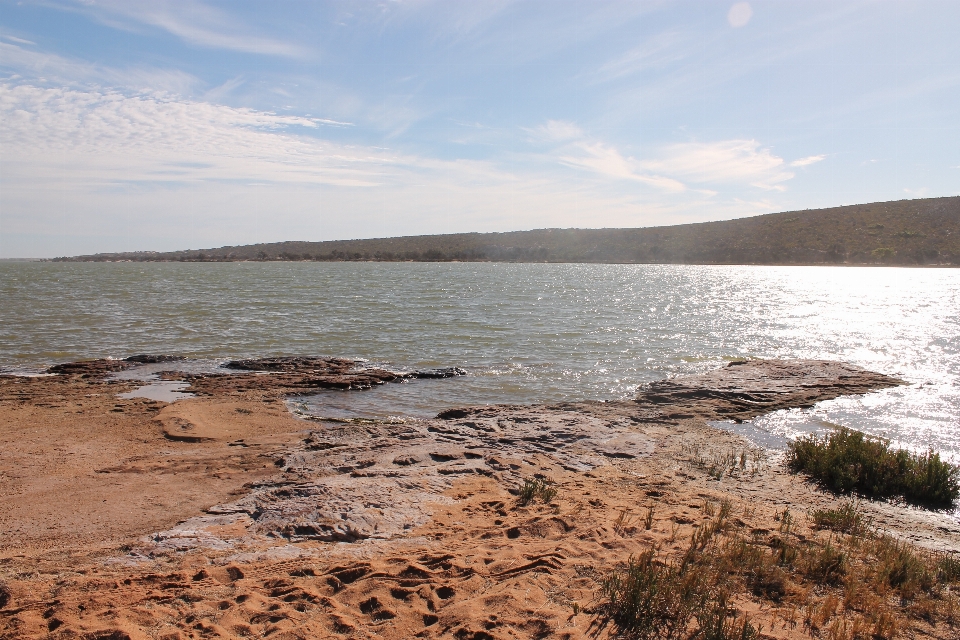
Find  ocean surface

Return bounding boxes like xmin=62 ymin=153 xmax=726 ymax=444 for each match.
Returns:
xmin=1 ymin=261 xmax=958 ymax=464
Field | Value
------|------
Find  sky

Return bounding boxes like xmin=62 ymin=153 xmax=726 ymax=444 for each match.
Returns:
xmin=0 ymin=1 xmax=958 ymax=258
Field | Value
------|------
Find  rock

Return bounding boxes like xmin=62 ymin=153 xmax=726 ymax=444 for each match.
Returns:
xmin=124 ymin=354 xmax=187 ymax=364
xmin=138 ymin=358 xmax=903 ymax=553
xmin=411 ymin=367 xmax=467 ymax=378
xmin=635 ymin=359 xmax=902 ymax=421
xmin=222 ymin=356 xmax=359 ymax=372
xmin=46 ymin=359 xmax=133 ymax=376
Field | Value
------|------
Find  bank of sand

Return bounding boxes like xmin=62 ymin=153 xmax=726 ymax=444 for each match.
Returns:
xmin=1 ymin=358 xmax=958 ymax=639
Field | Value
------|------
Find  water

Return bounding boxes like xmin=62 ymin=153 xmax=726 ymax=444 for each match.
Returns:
xmin=117 ymin=381 xmax=194 ymax=402
xmin=1 ymin=261 xmax=958 ymax=462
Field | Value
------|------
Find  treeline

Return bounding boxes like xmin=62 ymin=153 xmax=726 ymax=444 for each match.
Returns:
xmin=56 ymin=196 xmax=960 ymax=265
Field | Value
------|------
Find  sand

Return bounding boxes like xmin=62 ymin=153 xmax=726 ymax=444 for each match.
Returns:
xmin=1 ymin=358 xmax=957 ymax=639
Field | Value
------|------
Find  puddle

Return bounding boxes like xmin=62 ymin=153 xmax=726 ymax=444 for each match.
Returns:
xmin=288 ymin=376 xmax=487 ymax=422
xmin=118 ymin=381 xmax=194 ymax=402
xmin=109 ymin=358 xmax=231 ymax=381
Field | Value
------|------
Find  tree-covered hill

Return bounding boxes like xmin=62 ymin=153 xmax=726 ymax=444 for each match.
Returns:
xmin=57 ymin=196 xmax=960 ymax=265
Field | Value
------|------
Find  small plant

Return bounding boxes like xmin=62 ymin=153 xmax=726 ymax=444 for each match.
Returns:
xmin=805 ymin=538 xmax=847 ymax=586
xmin=936 ymin=552 xmax=960 ymax=583
xmin=600 ymin=548 xmax=709 ymax=640
xmin=776 ymin=507 xmax=794 ymax=535
xmin=787 ymin=427 xmax=959 ymax=508
xmin=614 ymin=508 xmax=635 ymax=536
xmin=516 ymin=476 xmax=557 ymax=506
xmin=811 ymin=500 xmax=870 ymax=536
xmin=644 ymin=505 xmax=655 ymax=531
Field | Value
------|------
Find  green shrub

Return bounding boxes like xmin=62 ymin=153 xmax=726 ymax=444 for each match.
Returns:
xmin=786 ymin=427 xmax=959 ymax=508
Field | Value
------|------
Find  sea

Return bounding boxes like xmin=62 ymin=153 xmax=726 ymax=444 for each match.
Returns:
xmin=1 ymin=261 xmax=958 ymax=465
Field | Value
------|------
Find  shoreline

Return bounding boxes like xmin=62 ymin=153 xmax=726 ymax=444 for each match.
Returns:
xmin=1 ymin=357 xmax=958 ymax=638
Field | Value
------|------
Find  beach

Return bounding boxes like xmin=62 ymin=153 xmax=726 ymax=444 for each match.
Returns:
xmin=2 ymin=357 xmax=957 ymax=639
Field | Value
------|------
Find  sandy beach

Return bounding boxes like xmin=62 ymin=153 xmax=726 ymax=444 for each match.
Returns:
xmin=1 ymin=358 xmax=958 ymax=639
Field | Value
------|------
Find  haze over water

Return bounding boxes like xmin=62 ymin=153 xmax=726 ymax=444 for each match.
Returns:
xmin=2 ymin=261 xmax=958 ymax=463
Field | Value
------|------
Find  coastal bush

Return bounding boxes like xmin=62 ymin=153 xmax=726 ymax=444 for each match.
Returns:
xmin=787 ymin=427 xmax=959 ymax=508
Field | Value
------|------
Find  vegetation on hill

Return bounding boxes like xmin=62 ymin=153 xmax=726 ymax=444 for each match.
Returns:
xmin=56 ymin=196 xmax=960 ymax=265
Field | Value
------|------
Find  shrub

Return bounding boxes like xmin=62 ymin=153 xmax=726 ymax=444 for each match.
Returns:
xmin=787 ymin=427 xmax=959 ymax=508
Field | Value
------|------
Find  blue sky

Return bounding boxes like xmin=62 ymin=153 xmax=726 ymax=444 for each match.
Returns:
xmin=1 ymin=0 xmax=958 ymax=258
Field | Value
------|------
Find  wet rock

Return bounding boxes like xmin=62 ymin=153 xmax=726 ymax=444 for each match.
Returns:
xmin=124 ymin=354 xmax=187 ymax=364
xmin=223 ymin=356 xmax=358 ymax=373
xmin=411 ymin=367 xmax=467 ymax=378
xmin=46 ymin=359 xmax=133 ymax=376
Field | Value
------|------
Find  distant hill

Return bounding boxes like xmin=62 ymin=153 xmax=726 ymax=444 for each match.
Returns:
xmin=57 ymin=196 xmax=960 ymax=265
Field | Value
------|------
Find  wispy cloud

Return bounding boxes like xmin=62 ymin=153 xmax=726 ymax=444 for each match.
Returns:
xmin=591 ymin=30 xmax=691 ymax=83
xmin=0 ymin=41 xmax=202 ymax=96
xmin=0 ymin=83 xmax=363 ymax=188
xmin=530 ymin=121 xmax=803 ymax=196
xmin=1 ymin=34 xmax=36 ymax=45
xmin=72 ymin=0 xmax=308 ymax=58
xmin=531 ymin=119 xmax=584 ymax=142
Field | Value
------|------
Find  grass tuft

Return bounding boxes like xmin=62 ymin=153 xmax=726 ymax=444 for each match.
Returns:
xmin=516 ymin=476 xmax=557 ymax=506
xmin=811 ymin=500 xmax=870 ymax=536
xmin=787 ymin=427 xmax=959 ymax=508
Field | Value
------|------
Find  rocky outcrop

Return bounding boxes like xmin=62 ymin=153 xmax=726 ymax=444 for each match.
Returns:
xmin=140 ymin=358 xmax=900 ymax=552
xmin=635 ymin=359 xmax=903 ymax=421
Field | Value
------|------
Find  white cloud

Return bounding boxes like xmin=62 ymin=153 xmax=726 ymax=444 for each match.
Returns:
xmin=0 ymin=83 xmax=375 ymax=191
xmin=0 ymin=83 xmax=801 ymax=257
xmin=559 ymin=141 xmax=686 ymax=192
xmin=0 ymin=82 xmax=669 ymax=254
xmin=640 ymin=139 xmax=792 ymax=189
xmin=531 ymin=119 xmax=584 ymax=142
xmin=535 ymin=125 xmax=799 ymax=196
xmin=728 ymin=3 xmax=753 ymax=28
xmin=790 ymin=155 xmax=825 ymax=167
